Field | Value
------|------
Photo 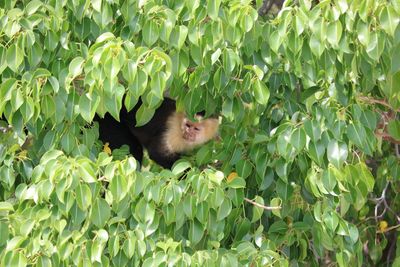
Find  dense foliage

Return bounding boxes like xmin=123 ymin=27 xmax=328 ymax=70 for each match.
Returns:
xmin=0 ymin=0 xmax=399 ymax=266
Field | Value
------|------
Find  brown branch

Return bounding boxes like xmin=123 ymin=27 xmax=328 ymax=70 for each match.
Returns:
xmin=377 ymin=223 xmax=400 ymax=234
xmin=358 ymin=96 xmax=400 ymax=112
xmin=244 ymin=197 xmax=281 ymax=210
xmin=186 ymin=67 xmax=196 ymax=73
xmin=231 ymin=77 xmax=243 ymax=82
xmin=375 ymin=132 xmax=400 ymax=145
xmin=201 ymin=16 xmax=211 ymax=24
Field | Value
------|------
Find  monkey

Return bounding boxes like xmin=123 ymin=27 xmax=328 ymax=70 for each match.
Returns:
xmin=96 ymin=98 xmax=219 ymax=169
xmin=258 ymin=0 xmax=285 ymax=16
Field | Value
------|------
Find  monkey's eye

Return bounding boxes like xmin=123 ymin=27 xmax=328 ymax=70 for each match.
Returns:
xmin=194 ymin=127 xmax=200 ymax=131
xmin=185 ymin=123 xmax=191 ymax=128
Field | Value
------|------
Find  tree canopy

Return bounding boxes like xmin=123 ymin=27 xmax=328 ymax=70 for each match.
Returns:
xmin=0 ymin=0 xmax=400 ymax=266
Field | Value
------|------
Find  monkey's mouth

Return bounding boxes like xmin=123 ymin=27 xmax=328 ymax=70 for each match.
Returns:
xmin=183 ymin=133 xmax=197 ymax=142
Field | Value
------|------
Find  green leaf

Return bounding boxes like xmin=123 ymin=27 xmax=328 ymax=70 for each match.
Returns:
xmin=0 ymin=78 xmax=17 ymax=107
xmin=134 ymin=198 xmax=155 ymax=223
xmin=196 ymin=144 xmax=212 ymax=165
xmin=391 ymin=43 xmax=400 ymax=74
xmin=76 ymin=183 xmax=92 ymax=210
xmin=123 ymin=234 xmax=136 ymax=259
xmin=10 ymin=89 xmax=23 ymax=111
xmin=160 ymin=18 xmax=175 ymax=43
xmin=150 ymin=71 xmax=167 ymax=98
xmin=347 ymin=123 xmax=365 ymax=147
xmin=236 ymin=159 xmax=253 ymax=179
xmin=211 ymin=48 xmax=221 ymax=65
xmin=0 ymin=45 xmax=7 ymax=74
xmin=96 ymin=32 xmax=115 ymax=43
xmin=123 ymin=60 xmax=137 ymax=84
xmin=380 ymin=6 xmax=400 ymax=36
xmin=61 ymin=131 xmax=75 ymax=154
xmin=77 ymin=160 xmax=96 ymax=183
xmin=41 ymin=95 xmax=56 ymax=119
xmin=169 ymin=25 xmax=188 ymax=50
xmin=304 ymin=120 xmax=322 ymax=141
xmin=4 ymin=251 xmax=27 ymax=267
xmin=356 ymin=21 xmax=369 ymax=46
xmin=6 ymin=44 xmax=24 ymax=72
xmin=80 ymin=92 xmax=100 ymax=122
xmin=217 ymin=199 xmax=232 ymax=221
xmin=188 ymin=219 xmax=204 ymax=245
xmin=25 ymin=0 xmax=43 ymax=15
xmin=291 ymin=128 xmax=306 ymax=151
xmin=91 ymin=239 xmax=104 ymax=263
xmin=270 ymin=198 xmax=281 ymax=218
xmin=143 ymin=20 xmax=159 ymax=46
xmin=129 ymin=68 xmax=148 ymax=99
xmin=20 ymin=98 xmax=34 ymax=123
xmin=20 ymin=219 xmax=35 ymax=237
xmin=308 ymin=141 xmax=325 ymax=166
xmin=276 ymin=168 xmax=293 ymax=192
xmin=227 ymin=177 xmax=246 ymax=189
xmin=91 ymin=198 xmax=111 ymax=228
xmin=6 ymin=236 xmax=25 ymax=251
xmin=207 ymin=0 xmax=221 ymax=20
xmin=327 ymin=140 xmax=348 ymax=168
xmin=221 ymin=97 xmax=234 ymax=121
xmin=236 ymin=241 xmax=257 ymax=256
xmin=0 ymin=201 xmax=14 ymax=212
xmin=268 ymin=221 xmax=288 ymax=234
xmin=172 ymin=161 xmax=191 ymax=175
xmin=322 ymin=168 xmax=337 ymax=193
xmin=104 ymin=84 xmax=125 ymax=120
xmin=323 ymin=212 xmax=339 ymax=234
xmin=294 ymin=15 xmax=305 ymax=35
xmin=0 ymin=222 xmax=9 ymax=246
xmin=251 ymin=196 xmax=264 ymax=222
xmin=388 ymin=119 xmax=400 ymax=140
xmin=335 ymin=0 xmax=348 ymax=13
xmin=253 ymin=80 xmax=270 ymax=105
xmin=69 ymin=57 xmax=85 ymax=79
xmin=234 ymin=218 xmax=251 ymax=241
xmin=367 ymin=31 xmax=385 ymax=62
xmin=357 ymin=163 xmax=375 ymax=191
xmin=110 ymin=175 xmax=128 ymax=202
xmin=326 ymin=20 xmax=342 ymax=47
xmin=309 ymin=34 xmax=324 ymax=57
xmin=269 ymin=30 xmax=282 ymax=53
xmin=183 ymin=195 xmax=196 ymax=219
xmin=241 ymin=12 xmax=254 ymax=32
xmin=44 ymin=31 xmax=58 ymax=51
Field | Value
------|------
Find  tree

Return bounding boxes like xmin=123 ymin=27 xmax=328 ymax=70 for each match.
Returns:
xmin=0 ymin=0 xmax=399 ymax=266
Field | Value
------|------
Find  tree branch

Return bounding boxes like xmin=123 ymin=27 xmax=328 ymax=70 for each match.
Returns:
xmin=244 ymin=197 xmax=281 ymax=210
xmin=358 ymin=96 xmax=400 ymax=112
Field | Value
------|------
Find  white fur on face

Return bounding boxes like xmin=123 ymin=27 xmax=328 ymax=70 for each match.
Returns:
xmin=164 ymin=112 xmax=219 ymax=154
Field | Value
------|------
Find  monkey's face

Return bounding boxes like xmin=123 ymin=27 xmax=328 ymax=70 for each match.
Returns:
xmin=181 ymin=116 xmax=219 ymax=146
xmin=182 ymin=118 xmax=202 ymax=143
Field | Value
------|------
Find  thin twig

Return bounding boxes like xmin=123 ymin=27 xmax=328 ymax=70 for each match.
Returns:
xmin=377 ymin=223 xmax=400 ymax=234
xmin=358 ymin=96 xmax=400 ymax=112
xmin=374 ymin=181 xmax=390 ymax=222
xmin=98 ymin=176 xmax=107 ymax=181
xmin=244 ymin=197 xmax=281 ymax=210
xmin=375 ymin=132 xmax=400 ymax=145
xmin=231 ymin=77 xmax=243 ymax=82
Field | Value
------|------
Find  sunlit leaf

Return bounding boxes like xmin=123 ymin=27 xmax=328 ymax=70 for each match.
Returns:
xmin=327 ymin=140 xmax=348 ymax=168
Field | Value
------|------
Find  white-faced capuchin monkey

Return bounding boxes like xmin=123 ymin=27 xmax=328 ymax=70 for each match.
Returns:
xmin=96 ymin=98 xmax=219 ymax=169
